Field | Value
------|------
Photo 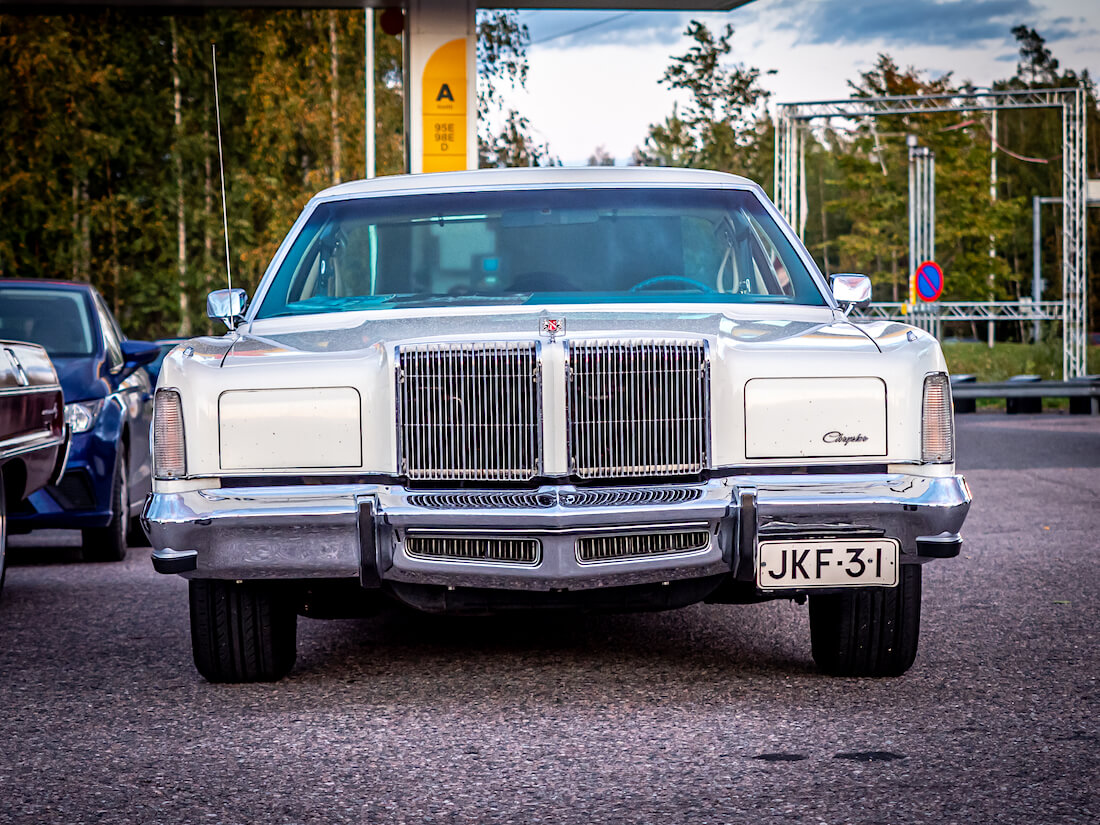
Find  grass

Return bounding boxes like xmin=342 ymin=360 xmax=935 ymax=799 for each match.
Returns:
xmin=941 ymin=341 xmax=1100 ymax=382
xmin=940 ymin=341 xmax=1100 ymax=411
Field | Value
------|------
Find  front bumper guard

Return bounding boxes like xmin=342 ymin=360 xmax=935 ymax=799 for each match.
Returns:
xmin=145 ymin=473 xmax=971 ymax=590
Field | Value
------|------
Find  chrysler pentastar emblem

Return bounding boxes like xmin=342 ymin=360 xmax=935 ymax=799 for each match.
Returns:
xmin=823 ymin=430 xmax=869 ymax=445
xmin=540 ymin=317 xmax=565 ymax=341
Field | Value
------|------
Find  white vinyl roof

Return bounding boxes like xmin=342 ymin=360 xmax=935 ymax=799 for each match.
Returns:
xmin=314 ymin=166 xmax=757 ymax=200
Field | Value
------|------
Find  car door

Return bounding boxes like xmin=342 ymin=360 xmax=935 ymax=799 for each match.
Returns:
xmin=93 ymin=293 xmax=153 ymax=505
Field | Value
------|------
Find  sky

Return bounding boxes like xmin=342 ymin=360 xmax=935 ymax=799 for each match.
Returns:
xmin=495 ymin=0 xmax=1099 ymax=165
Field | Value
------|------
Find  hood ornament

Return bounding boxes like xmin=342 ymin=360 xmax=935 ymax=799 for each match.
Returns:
xmin=540 ymin=317 xmax=565 ymax=343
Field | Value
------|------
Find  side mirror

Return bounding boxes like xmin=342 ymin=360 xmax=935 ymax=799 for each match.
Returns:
xmin=116 ymin=339 xmax=161 ymax=382
xmin=207 ymin=288 xmax=248 ymax=329
xmin=831 ymin=274 xmax=872 ymax=312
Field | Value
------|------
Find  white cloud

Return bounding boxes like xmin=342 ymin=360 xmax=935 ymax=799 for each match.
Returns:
xmin=501 ymin=0 xmax=1099 ymax=169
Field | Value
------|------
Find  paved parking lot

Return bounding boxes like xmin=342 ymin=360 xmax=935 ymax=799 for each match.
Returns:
xmin=2 ymin=413 xmax=1097 ymax=824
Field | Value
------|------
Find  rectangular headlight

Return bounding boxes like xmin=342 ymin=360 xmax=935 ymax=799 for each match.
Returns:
xmin=921 ymin=373 xmax=955 ymax=463
xmin=154 ymin=388 xmax=186 ymax=478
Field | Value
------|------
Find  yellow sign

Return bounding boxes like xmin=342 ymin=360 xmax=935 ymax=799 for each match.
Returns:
xmin=421 ymin=39 xmax=466 ymax=173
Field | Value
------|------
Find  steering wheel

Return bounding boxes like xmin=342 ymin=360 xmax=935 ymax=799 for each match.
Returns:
xmin=629 ymin=275 xmax=716 ymax=294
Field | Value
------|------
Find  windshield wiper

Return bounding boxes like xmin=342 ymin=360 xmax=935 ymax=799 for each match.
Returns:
xmin=386 ymin=292 xmax=532 ymax=305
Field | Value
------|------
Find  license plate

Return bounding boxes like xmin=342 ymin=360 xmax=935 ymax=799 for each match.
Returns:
xmin=757 ymin=538 xmax=899 ymax=590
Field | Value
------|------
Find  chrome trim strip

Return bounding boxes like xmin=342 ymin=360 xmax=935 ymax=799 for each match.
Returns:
xmin=405 ymin=520 xmax=710 ymax=537
xmin=0 ymin=385 xmax=60 ymax=396
xmin=0 ymin=432 xmax=65 ymax=462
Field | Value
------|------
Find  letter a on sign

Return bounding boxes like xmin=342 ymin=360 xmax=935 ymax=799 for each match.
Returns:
xmin=436 ymin=84 xmax=454 ymax=102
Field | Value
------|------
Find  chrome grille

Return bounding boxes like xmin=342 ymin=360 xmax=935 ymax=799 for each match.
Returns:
xmin=408 ymin=492 xmax=555 ymax=510
xmin=566 ymin=339 xmax=709 ymax=479
xmin=397 ymin=342 xmax=540 ymax=481
xmin=576 ymin=529 xmax=710 ymax=563
xmin=406 ymin=536 xmax=540 ymax=565
xmin=560 ymin=487 xmax=703 ymax=508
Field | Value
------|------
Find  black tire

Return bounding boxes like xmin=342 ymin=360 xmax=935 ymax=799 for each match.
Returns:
xmin=0 ymin=491 xmax=8 ymax=598
xmin=82 ymin=451 xmax=129 ymax=562
xmin=809 ymin=564 xmax=922 ymax=677
xmin=189 ymin=579 xmax=297 ymax=683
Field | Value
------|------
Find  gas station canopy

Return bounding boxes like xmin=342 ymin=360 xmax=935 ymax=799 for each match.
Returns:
xmin=4 ymin=1 xmax=750 ymax=7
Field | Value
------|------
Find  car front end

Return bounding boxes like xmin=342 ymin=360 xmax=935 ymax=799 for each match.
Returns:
xmin=143 ymin=168 xmax=971 ymax=681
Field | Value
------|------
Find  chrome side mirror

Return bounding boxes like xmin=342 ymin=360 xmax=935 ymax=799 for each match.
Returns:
xmin=207 ymin=288 xmax=248 ymax=329
xmin=831 ymin=274 xmax=872 ymax=314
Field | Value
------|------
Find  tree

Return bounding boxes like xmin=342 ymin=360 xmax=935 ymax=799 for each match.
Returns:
xmin=994 ymin=26 xmax=1100 ymax=334
xmin=824 ymin=55 xmax=1022 ymax=304
xmin=635 ymin=21 xmax=773 ymax=177
xmin=587 ymin=145 xmax=614 ymax=166
xmin=476 ymin=10 xmax=555 ymax=167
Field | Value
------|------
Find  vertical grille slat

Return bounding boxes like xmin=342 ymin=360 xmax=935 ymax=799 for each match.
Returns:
xmin=567 ymin=339 xmax=709 ymax=479
xmin=397 ymin=342 xmax=540 ymax=481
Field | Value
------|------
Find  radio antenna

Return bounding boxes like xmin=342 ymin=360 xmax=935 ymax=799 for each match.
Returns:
xmin=212 ymin=44 xmax=233 ymax=295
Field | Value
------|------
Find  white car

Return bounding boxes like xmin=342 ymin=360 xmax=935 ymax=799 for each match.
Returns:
xmin=144 ymin=167 xmax=970 ymax=682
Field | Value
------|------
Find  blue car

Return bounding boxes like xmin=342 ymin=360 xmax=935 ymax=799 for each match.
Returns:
xmin=0 ymin=280 xmax=159 ymax=560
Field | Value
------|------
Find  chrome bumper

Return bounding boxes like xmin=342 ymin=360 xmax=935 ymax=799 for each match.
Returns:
xmin=144 ymin=473 xmax=971 ymax=590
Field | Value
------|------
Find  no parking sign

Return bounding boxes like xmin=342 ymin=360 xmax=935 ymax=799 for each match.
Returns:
xmin=913 ymin=260 xmax=944 ymax=302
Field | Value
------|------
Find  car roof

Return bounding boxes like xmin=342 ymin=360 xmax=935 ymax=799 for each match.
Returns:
xmin=0 ymin=278 xmax=95 ymax=293
xmin=314 ymin=166 xmax=758 ymax=201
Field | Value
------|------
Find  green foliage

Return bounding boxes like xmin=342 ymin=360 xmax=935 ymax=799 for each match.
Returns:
xmin=476 ymin=10 xmax=555 ymax=168
xmin=639 ymin=23 xmax=1097 ymax=330
xmin=635 ymin=21 xmax=773 ymax=179
xmin=942 ymin=341 xmax=1100 ymax=382
xmin=0 ymin=9 xmax=542 ymax=340
xmin=2 ymin=15 xmax=1095 ymax=344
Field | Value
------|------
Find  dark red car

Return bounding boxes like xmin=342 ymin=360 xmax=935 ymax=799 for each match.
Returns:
xmin=0 ymin=340 xmax=67 ymax=595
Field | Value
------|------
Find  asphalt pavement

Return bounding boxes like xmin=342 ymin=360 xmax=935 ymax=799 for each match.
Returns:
xmin=1 ymin=413 xmax=1097 ymax=824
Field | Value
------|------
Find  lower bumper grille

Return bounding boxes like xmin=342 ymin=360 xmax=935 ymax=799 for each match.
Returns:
xmin=576 ymin=529 xmax=710 ymax=563
xmin=406 ymin=536 xmax=541 ymax=565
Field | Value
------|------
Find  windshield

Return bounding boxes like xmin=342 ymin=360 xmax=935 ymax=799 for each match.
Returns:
xmin=255 ymin=187 xmax=826 ymax=319
xmin=0 ymin=288 xmax=95 ymax=357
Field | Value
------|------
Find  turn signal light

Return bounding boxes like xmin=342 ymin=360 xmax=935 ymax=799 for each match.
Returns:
xmin=921 ymin=373 xmax=954 ymax=463
xmin=154 ymin=389 xmax=186 ymax=478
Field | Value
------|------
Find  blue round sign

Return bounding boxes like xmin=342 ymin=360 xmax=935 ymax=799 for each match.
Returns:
xmin=915 ymin=260 xmax=944 ymax=302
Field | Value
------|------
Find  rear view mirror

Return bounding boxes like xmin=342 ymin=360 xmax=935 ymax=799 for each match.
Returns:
xmin=831 ymin=274 xmax=872 ymax=312
xmin=207 ymin=288 xmax=248 ymax=329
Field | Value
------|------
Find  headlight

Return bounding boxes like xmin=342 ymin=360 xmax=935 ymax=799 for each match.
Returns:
xmin=921 ymin=372 xmax=955 ymax=463
xmin=64 ymin=399 xmax=105 ymax=434
xmin=154 ymin=389 xmax=186 ymax=478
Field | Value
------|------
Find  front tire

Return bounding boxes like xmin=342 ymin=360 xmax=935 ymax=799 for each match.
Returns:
xmin=189 ymin=579 xmax=297 ymax=683
xmin=82 ymin=451 xmax=129 ymax=562
xmin=809 ymin=564 xmax=922 ymax=677
xmin=0 ymin=491 xmax=8 ymax=597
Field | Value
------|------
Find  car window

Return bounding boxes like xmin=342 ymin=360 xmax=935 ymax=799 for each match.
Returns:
xmin=0 ymin=288 xmax=96 ymax=357
xmin=255 ymin=188 xmax=826 ymax=318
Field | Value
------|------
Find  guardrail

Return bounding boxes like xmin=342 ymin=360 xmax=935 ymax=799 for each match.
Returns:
xmin=950 ymin=374 xmax=1100 ymax=415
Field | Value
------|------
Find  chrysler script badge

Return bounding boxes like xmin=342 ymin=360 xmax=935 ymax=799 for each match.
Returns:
xmin=823 ymin=431 xmax=869 ymax=445
xmin=540 ymin=317 xmax=565 ymax=342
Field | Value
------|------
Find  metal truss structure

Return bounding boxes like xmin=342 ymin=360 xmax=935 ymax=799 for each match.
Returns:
xmin=856 ymin=300 xmax=1064 ymax=339
xmin=907 ymin=138 xmax=935 ymax=333
xmin=775 ymin=87 xmax=1089 ymax=378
